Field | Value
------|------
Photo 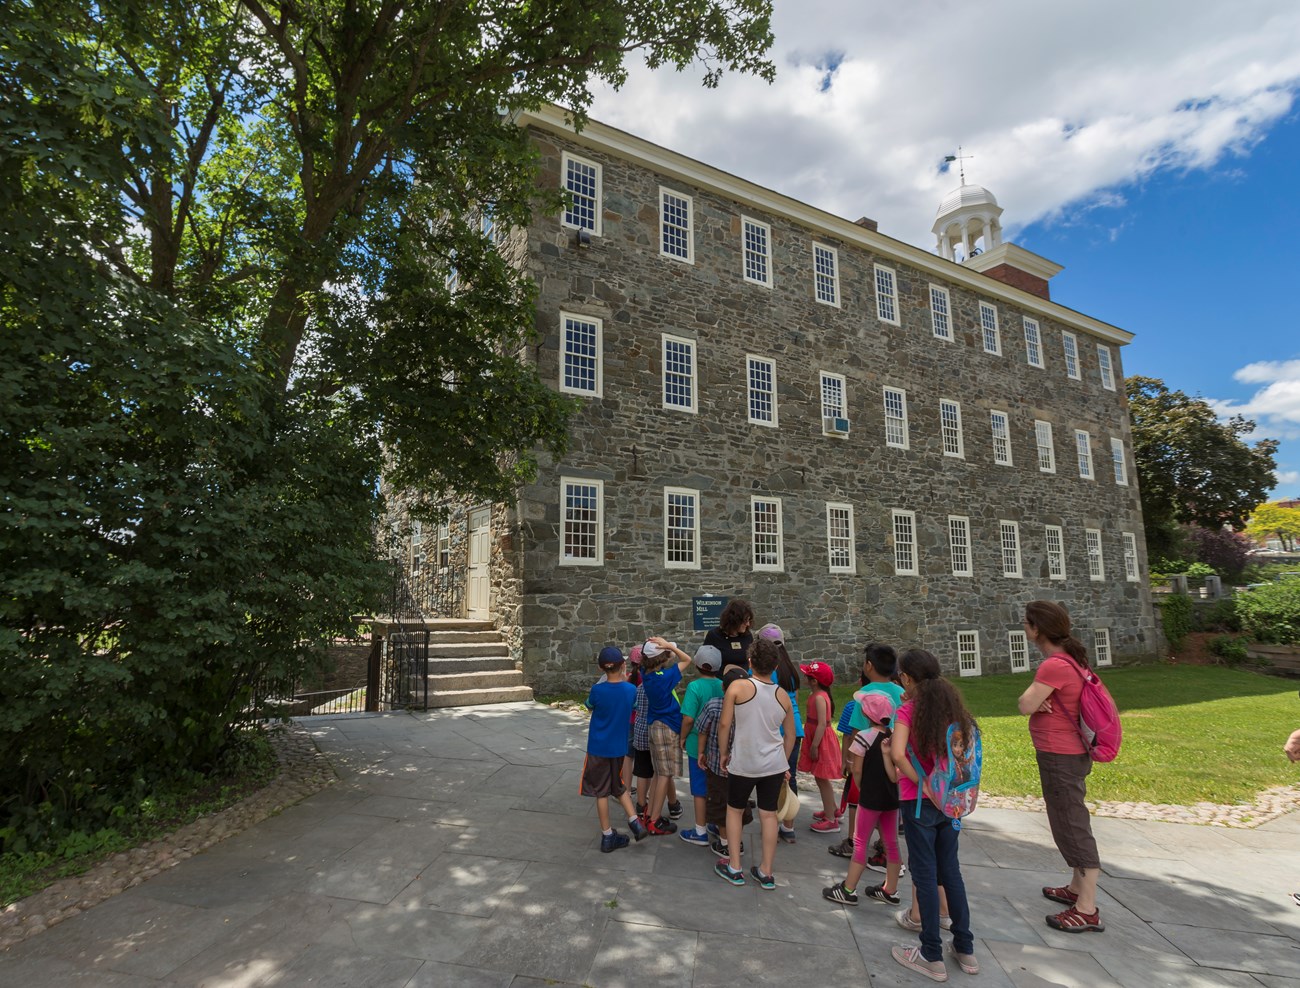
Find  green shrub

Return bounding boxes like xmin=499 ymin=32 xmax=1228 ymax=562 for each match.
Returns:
xmin=1184 ymin=561 xmax=1217 ymax=578
xmin=1208 ymin=635 xmax=1250 ymax=665
xmin=1199 ymin=598 xmax=1241 ymax=633
xmin=1160 ymin=593 xmax=1195 ymax=652
xmin=1235 ymin=580 xmax=1300 ymax=646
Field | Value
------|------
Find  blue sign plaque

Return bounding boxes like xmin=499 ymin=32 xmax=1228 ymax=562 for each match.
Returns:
xmin=692 ymin=595 xmax=727 ymax=632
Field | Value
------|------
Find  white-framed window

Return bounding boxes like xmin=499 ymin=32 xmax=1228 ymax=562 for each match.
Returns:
xmin=664 ymin=487 xmax=700 ymax=570
xmin=1075 ymin=429 xmax=1094 ymax=479
xmin=875 ymin=264 xmax=899 ymax=325
xmin=410 ymin=520 xmax=423 ymax=574
xmin=747 ymin=355 xmax=778 ymax=427
xmin=814 ymin=244 xmax=839 ymax=306
xmin=1009 ymin=630 xmax=1030 ymax=673
xmin=561 ymin=152 xmax=601 ymax=235
xmin=940 ymin=399 xmax=964 ymax=458
xmin=892 ymin=509 xmax=918 ymax=576
xmin=437 ymin=523 xmax=450 ymax=570
xmin=957 ymin=630 xmax=982 ymax=677
xmin=826 ymin=502 xmax=855 ymax=573
xmin=884 ymin=387 xmax=909 ymax=449
xmin=742 ymin=216 xmax=772 ymax=287
xmin=990 ymin=410 xmax=1013 ymax=466
xmin=1111 ymin=438 xmax=1128 ymax=486
xmin=560 ymin=312 xmax=602 ymax=396
xmin=948 ymin=515 xmax=972 ymax=577
xmin=1024 ymin=317 xmax=1044 ymax=369
xmin=1094 ymin=628 xmax=1113 ymax=667
xmin=561 ymin=478 xmax=603 ymax=566
xmin=1122 ymin=531 xmax=1140 ymax=582
xmin=980 ymin=302 xmax=1001 ymax=355
xmin=1097 ymin=344 xmax=1116 ymax=391
xmin=1085 ymin=528 xmax=1105 ymax=581
xmin=751 ymin=496 xmax=783 ymax=571
xmin=662 ymin=334 xmax=696 ymax=412
xmin=1034 ymin=420 xmax=1056 ymax=473
xmin=1000 ymin=521 xmax=1022 ymax=578
xmin=659 ymin=187 xmax=693 ymax=263
xmin=1045 ymin=524 xmax=1066 ymax=580
xmin=930 ymin=285 xmax=952 ymax=341
xmin=821 ymin=372 xmax=847 ymax=436
xmin=1062 ymin=331 xmax=1081 ymax=380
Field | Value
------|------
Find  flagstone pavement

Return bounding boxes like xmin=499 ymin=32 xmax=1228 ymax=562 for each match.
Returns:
xmin=3 ymin=701 xmax=1300 ymax=987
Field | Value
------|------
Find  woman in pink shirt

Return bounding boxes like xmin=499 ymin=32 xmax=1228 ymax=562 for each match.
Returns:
xmin=1017 ymin=600 xmax=1104 ymax=934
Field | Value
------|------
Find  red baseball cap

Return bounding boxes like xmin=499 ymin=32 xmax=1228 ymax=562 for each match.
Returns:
xmin=799 ymin=661 xmax=834 ymax=687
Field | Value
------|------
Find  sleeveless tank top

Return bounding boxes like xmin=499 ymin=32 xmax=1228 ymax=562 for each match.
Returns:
xmin=729 ymin=678 xmax=788 ymax=777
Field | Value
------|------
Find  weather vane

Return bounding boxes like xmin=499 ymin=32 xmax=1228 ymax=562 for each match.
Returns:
xmin=944 ymin=146 xmax=973 ymax=185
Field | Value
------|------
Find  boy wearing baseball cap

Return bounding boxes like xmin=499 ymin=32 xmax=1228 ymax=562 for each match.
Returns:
xmin=583 ymin=646 xmax=648 ymax=851
xmin=640 ymin=635 xmax=694 ymax=834
xmin=678 ymin=644 xmax=725 ymax=845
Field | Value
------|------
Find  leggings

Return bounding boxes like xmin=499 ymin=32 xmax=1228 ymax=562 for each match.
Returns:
xmin=851 ymin=806 xmax=900 ymax=866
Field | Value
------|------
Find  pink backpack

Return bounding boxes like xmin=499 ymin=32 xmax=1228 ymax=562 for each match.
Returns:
xmin=1067 ymin=659 xmax=1122 ymax=762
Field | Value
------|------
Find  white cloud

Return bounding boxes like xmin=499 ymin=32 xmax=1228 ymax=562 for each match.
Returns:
xmin=589 ymin=0 xmax=1300 ymax=249
xmin=1211 ymin=359 xmax=1300 ymax=441
xmin=1277 ymin=470 xmax=1300 ymax=487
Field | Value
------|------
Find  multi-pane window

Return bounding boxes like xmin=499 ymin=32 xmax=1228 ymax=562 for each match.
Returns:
xmin=1000 ymin=521 xmax=1022 ymax=578
xmin=1024 ymin=317 xmax=1044 ymax=368
xmin=827 ymin=503 xmax=855 ymax=573
xmin=664 ymin=487 xmax=700 ymax=569
xmin=662 ymin=334 xmax=696 ymax=412
xmin=1045 ymin=525 xmax=1066 ymax=580
xmin=948 ymin=515 xmax=972 ymax=577
xmin=1009 ymin=630 xmax=1030 ymax=673
xmin=747 ymin=355 xmax=778 ymax=426
xmin=561 ymin=478 xmax=603 ymax=566
xmin=1094 ymin=628 xmax=1112 ymax=667
xmin=1097 ymin=345 xmax=1116 ymax=391
xmin=875 ymin=264 xmax=899 ymax=324
xmin=437 ymin=523 xmax=450 ymax=570
xmin=1062 ymin=331 xmax=1081 ymax=380
xmin=814 ymin=244 xmax=839 ymax=306
xmin=957 ymin=631 xmax=982 ymax=677
xmin=560 ymin=313 xmax=602 ymax=396
xmin=930 ymin=285 xmax=952 ymax=341
xmin=743 ymin=217 xmax=772 ymax=286
xmin=1075 ymin=430 xmax=1094 ymax=479
xmin=980 ymin=302 xmax=1001 ymax=355
xmin=884 ymin=387 xmax=909 ymax=449
xmin=892 ymin=509 xmax=918 ymax=576
xmin=562 ymin=153 xmax=600 ymax=234
xmin=410 ymin=520 xmax=423 ymax=574
xmin=821 ymin=372 xmax=847 ymax=433
xmin=990 ymin=410 xmax=1013 ymax=465
xmin=1035 ymin=420 xmax=1056 ymax=473
xmin=751 ymin=497 xmax=783 ymax=571
xmin=659 ymin=188 xmax=693 ymax=262
xmin=1122 ymin=532 xmax=1140 ymax=582
xmin=940 ymin=399 xmax=964 ymax=458
xmin=1111 ymin=438 xmax=1128 ymax=485
xmin=1085 ymin=528 xmax=1104 ymax=581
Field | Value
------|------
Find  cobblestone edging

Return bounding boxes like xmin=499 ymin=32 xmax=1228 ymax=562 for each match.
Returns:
xmin=0 ymin=723 xmax=336 ymax=952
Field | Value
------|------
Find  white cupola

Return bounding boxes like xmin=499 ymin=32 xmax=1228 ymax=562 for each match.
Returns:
xmin=932 ymin=183 xmax=1003 ymax=262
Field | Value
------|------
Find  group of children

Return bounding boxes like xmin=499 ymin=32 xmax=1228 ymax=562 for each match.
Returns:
xmin=581 ymin=628 xmax=981 ymax=983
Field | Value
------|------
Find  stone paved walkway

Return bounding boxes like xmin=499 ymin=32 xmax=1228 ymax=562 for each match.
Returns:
xmin=2 ymin=701 xmax=1300 ymax=987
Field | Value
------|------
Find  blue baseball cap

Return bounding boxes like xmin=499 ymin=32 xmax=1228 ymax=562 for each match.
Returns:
xmin=598 ymin=646 xmax=625 ymax=665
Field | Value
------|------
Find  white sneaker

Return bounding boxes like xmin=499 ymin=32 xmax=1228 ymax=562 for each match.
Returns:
xmin=894 ymin=908 xmax=952 ymax=932
xmin=891 ymin=945 xmax=948 ymax=983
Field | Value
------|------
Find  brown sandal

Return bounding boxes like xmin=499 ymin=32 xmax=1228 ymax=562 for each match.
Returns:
xmin=1042 ymin=885 xmax=1079 ymax=905
xmin=1046 ymin=905 xmax=1104 ymax=933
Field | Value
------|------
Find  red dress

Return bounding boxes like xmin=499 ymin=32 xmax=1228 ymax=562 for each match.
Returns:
xmin=798 ymin=691 xmax=842 ymax=780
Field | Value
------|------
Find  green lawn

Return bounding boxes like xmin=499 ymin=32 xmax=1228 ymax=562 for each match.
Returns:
xmin=829 ymin=666 xmax=1300 ymax=806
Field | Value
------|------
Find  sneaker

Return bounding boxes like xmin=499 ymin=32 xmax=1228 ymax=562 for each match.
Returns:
xmin=750 ymin=866 xmax=776 ymax=890
xmin=949 ymin=947 xmax=979 ymax=975
xmin=895 ymin=907 xmax=921 ymax=932
xmin=810 ymin=817 xmax=841 ymax=833
xmin=628 ymin=817 xmax=648 ymax=842
xmin=1046 ymin=905 xmax=1104 ymax=933
xmin=706 ymin=822 xmax=720 ymax=837
xmin=891 ymin=944 xmax=948 ymax=983
xmin=822 ymin=881 xmax=858 ymax=905
xmin=679 ymin=828 xmax=711 ymax=846
xmin=667 ymin=801 xmax=683 ymax=820
xmin=862 ymin=884 xmax=901 ymax=905
xmin=1042 ymin=884 xmax=1079 ymax=906
xmin=714 ymin=859 xmax=745 ymax=885
xmin=1293 ymin=892 xmax=1300 ymax=908
xmin=866 ymin=851 xmax=887 ymax=872
xmin=600 ymin=831 xmax=630 ymax=853
xmin=828 ymin=836 xmax=855 ymax=858
xmin=635 ymin=803 xmax=648 ymax=820
xmin=778 ymin=826 xmax=798 ymax=844
xmin=709 ymin=837 xmax=744 ymax=855
xmin=812 ymin=809 xmax=840 ymax=822
xmin=646 ymin=816 xmax=677 ymax=836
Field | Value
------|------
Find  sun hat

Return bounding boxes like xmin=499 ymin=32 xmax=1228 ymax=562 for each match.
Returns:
xmin=854 ymin=691 xmax=896 ymax=727
xmin=799 ymin=661 xmax=834 ymax=687
xmin=777 ymin=782 xmax=800 ymax=821
xmin=597 ymin=645 xmax=625 ymax=666
xmin=757 ymin=623 xmax=784 ymax=644
xmin=693 ymin=644 xmax=723 ymax=671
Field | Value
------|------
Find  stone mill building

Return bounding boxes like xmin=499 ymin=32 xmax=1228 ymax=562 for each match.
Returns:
xmin=398 ymin=104 xmax=1159 ymax=692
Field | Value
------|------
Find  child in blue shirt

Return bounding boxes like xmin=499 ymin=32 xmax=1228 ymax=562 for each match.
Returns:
xmin=640 ymin=635 xmax=693 ymax=835
xmin=583 ymin=646 xmax=649 ymax=851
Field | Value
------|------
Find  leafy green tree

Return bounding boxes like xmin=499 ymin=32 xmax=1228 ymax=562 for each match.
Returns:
xmin=1126 ymin=376 xmax=1278 ymax=560
xmin=1 ymin=0 xmax=774 ymax=846
xmin=1246 ymin=502 xmax=1300 ymax=552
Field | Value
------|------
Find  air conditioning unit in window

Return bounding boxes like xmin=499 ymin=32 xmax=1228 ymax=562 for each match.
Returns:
xmin=824 ymin=416 xmax=851 ymax=435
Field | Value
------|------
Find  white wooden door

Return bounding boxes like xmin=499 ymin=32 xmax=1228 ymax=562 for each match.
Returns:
xmin=466 ymin=507 xmax=491 ymax=619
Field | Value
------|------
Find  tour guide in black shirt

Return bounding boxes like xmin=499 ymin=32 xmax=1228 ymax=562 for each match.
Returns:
xmin=703 ymin=598 xmax=755 ymax=674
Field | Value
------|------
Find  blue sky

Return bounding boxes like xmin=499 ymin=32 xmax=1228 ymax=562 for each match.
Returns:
xmin=591 ymin=0 xmax=1300 ymax=499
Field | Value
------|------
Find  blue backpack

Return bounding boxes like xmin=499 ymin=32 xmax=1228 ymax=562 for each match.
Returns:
xmin=908 ymin=723 xmax=982 ymax=831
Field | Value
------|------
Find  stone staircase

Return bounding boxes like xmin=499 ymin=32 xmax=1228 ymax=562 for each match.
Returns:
xmin=411 ymin=620 xmax=533 ymax=708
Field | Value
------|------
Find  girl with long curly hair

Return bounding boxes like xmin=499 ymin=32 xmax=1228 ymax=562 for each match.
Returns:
xmin=889 ymin=649 xmax=979 ymax=981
